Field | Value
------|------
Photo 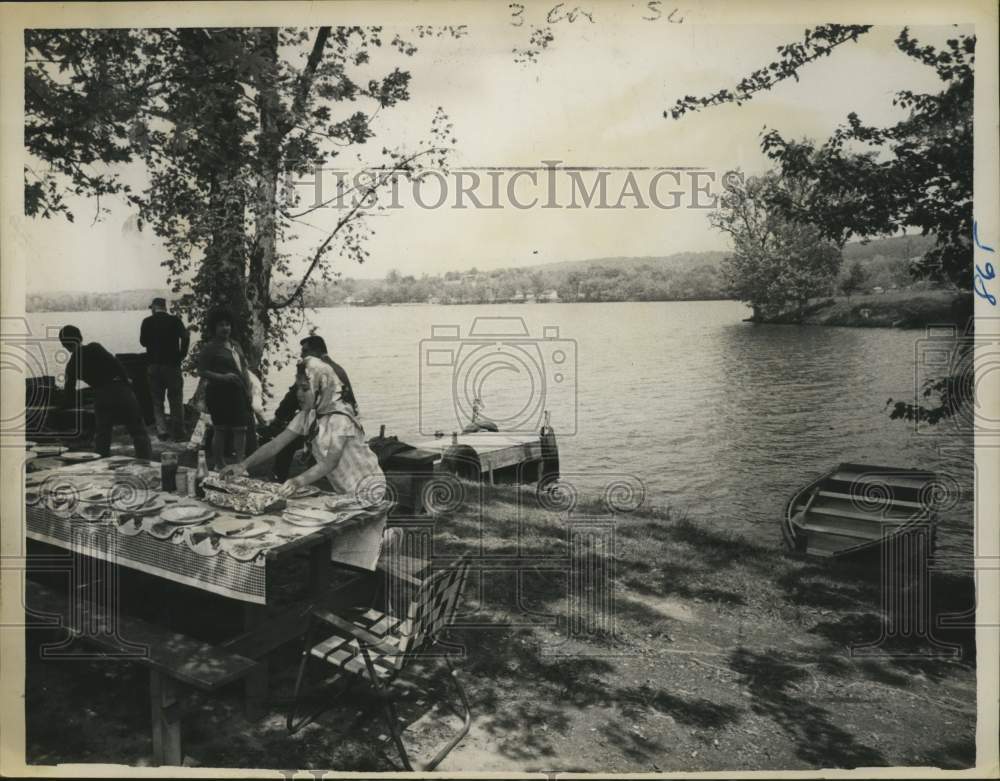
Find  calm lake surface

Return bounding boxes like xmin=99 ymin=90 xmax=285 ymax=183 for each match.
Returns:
xmin=27 ymin=301 xmax=974 ymax=557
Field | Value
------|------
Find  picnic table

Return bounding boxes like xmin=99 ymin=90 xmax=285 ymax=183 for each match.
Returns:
xmin=22 ymin=454 xmax=391 ymax=765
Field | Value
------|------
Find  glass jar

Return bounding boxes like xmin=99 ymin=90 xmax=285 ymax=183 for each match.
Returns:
xmin=160 ymin=451 xmax=178 ymax=493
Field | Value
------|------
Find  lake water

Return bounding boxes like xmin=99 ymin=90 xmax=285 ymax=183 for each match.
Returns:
xmin=26 ymin=301 xmax=974 ymax=557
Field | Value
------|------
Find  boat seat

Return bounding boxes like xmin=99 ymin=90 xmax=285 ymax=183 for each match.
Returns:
xmin=815 ymin=489 xmax=925 ymax=510
xmin=797 ymin=521 xmax=897 ymax=542
xmin=808 ymin=497 xmax=927 ymax=523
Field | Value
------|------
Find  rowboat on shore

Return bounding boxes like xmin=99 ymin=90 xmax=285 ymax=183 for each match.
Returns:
xmin=782 ymin=463 xmax=939 ymax=558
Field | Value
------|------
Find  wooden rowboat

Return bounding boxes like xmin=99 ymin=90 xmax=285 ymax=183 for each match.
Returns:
xmin=782 ymin=463 xmax=938 ymax=558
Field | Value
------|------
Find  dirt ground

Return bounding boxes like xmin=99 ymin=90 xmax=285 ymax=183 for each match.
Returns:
xmin=22 ymin=481 xmax=978 ymax=773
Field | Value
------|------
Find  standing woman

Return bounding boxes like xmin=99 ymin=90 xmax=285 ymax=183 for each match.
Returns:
xmin=197 ymin=307 xmax=252 ymax=467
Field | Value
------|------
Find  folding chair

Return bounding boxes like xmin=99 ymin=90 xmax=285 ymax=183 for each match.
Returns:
xmin=287 ymin=555 xmax=472 ymax=771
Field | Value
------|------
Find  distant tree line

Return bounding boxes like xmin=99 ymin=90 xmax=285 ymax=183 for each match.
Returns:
xmin=26 ymin=263 xmax=731 ymax=311
xmin=26 ymin=236 xmax=932 ymax=312
xmin=335 ymin=262 xmax=733 ymax=306
xmin=25 ymin=289 xmax=169 ymax=312
xmin=289 ymin=242 xmax=931 ymax=308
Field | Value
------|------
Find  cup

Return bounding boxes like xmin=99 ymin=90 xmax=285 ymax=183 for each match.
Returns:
xmin=175 ymin=466 xmax=189 ymax=497
xmin=161 ymin=451 xmax=178 ymax=493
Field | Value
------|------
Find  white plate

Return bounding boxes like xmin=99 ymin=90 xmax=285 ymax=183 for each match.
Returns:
xmin=160 ymin=504 xmax=216 ymax=525
xmin=222 ymin=540 xmax=268 ymax=561
xmin=61 ymin=452 xmax=103 ymax=462
xmin=46 ymin=482 xmax=94 ymax=504
xmin=325 ymin=494 xmax=383 ymax=512
xmin=116 ymin=495 xmax=167 ymax=515
xmin=113 ymin=463 xmax=160 ymax=480
xmin=282 ymin=509 xmax=337 ymax=527
xmin=78 ymin=489 xmax=112 ymax=504
xmin=147 ymin=520 xmax=184 ymax=539
xmin=287 ymin=505 xmax=339 ymax=521
xmin=76 ymin=504 xmax=114 ymax=523
xmin=211 ymin=518 xmax=270 ymax=538
xmin=282 ymin=517 xmax=328 ymax=528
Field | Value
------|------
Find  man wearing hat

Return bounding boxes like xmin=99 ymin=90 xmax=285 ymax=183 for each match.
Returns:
xmin=140 ymin=297 xmax=190 ymax=440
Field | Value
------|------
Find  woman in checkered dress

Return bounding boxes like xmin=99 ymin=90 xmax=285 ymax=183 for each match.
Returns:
xmin=220 ymin=357 xmax=387 ymax=505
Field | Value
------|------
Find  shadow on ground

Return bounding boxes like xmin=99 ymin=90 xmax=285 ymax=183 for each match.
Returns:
xmin=23 ymin=485 xmax=977 ymax=772
xmin=728 ymin=647 xmax=887 ymax=768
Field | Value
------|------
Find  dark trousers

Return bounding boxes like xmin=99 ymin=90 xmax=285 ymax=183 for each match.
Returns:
xmin=94 ymin=382 xmax=152 ymax=459
xmin=147 ymin=364 xmax=184 ymax=439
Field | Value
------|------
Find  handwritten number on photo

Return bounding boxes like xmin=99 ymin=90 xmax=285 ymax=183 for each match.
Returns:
xmin=973 ymin=220 xmax=996 ymax=305
xmin=974 ymin=262 xmax=996 ymax=305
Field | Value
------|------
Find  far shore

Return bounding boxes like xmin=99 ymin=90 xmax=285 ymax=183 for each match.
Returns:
xmin=24 ymin=289 xmax=970 ymax=333
xmin=24 ymin=297 xmax=734 ymax=314
xmin=749 ymin=289 xmax=971 ymax=329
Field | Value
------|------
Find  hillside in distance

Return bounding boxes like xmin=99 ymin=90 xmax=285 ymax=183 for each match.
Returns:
xmin=25 ymin=234 xmax=939 ymax=311
xmin=519 ymin=251 xmax=732 ymax=276
xmin=522 ymin=234 xmax=936 ymax=276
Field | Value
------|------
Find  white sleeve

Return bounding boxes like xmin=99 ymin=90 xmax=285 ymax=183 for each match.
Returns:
xmin=325 ymin=414 xmax=358 ymax=438
xmin=286 ymin=410 xmax=311 ymax=436
xmin=248 ymin=372 xmax=265 ymax=417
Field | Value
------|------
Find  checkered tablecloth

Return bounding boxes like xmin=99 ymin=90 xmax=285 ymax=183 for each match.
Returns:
xmin=26 ymin=506 xmax=269 ymax=603
xmin=25 ymin=460 xmax=388 ymax=605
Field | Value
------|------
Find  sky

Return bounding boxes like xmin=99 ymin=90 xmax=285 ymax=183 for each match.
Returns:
xmin=20 ymin=9 xmax=964 ymax=294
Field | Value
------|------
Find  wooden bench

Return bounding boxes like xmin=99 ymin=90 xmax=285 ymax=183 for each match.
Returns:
xmin=26 ymin=578 xmax=263 ymax=766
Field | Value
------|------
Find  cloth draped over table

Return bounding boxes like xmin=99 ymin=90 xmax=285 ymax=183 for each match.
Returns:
xmin=26 ymin=458 xmax=391 ymax=603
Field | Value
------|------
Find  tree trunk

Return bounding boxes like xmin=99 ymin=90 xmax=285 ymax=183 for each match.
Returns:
xmin=246 ymin=27 xmax=283 ymax=376
xmin=193 ymin=168 xmax=250 ymax=370
xmin=181 ymin=28 xmax=250 ymax=354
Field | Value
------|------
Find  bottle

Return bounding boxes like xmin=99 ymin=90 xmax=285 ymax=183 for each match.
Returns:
xmin=195 ymin=449 xmax=209 ymax=499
